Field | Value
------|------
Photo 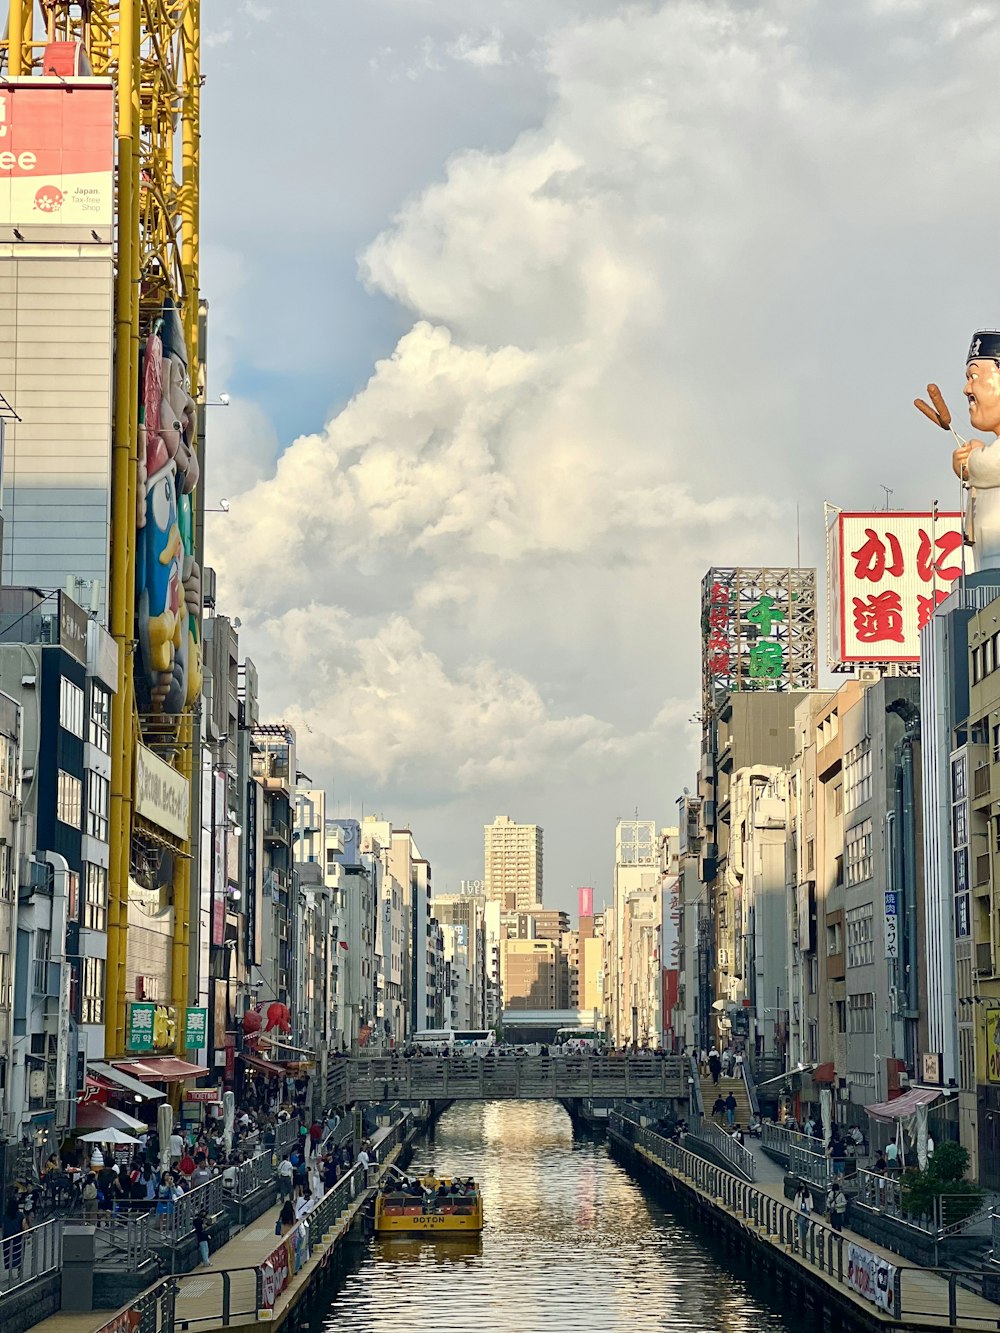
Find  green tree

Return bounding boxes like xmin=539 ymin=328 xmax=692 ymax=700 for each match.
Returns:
xmin=900 ymin=1142 xmax=983 ymax=1226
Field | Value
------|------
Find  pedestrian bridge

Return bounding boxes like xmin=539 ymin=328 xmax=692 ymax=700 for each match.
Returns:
xmin=327 ymin=1054 xmax=687 ymax=1103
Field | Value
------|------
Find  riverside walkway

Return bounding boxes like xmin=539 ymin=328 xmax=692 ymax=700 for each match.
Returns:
xmin=611 ymin=1112 xmax=1000 ymax=1330
xmin=329 ymin=1052 xmax=686 ymax=1102
xmin=31 ymin=1120 xmax=413 ymax=1333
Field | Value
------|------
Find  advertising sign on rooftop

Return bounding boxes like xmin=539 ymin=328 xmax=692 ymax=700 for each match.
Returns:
xmin=701 ymin=567 xmax=818 ymax=710
xmin=827 ymin=511 xmax=966 ymax=666
xmin=0 ymin=80 xmax=114 ymax=236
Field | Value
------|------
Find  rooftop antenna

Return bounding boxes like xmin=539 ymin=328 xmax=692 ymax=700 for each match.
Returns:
xmin=880 ymin=484 xmax=893 ymax=511
xmin=796 ymin=503 xmax=801 ymax=568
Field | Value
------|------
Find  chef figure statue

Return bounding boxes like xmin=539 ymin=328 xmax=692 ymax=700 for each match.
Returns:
xmin=953 ymin=331 xmax=1000 ymax=570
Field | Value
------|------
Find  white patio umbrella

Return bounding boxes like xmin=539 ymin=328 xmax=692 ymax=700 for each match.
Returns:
xmin=79 ymin=1128 xmax=140 ymax=1145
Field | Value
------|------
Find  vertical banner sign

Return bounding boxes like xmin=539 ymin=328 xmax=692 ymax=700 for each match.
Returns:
xmin=127 ymin=1002 xmax=156 ymax=1052
xmin=986 ymin=1012 xmax=1000 ymax=1084
xmin=883 ymin=891 xmax=899 ymax=959
xmin=185 ymin=1007 xmax=208 ymax=1050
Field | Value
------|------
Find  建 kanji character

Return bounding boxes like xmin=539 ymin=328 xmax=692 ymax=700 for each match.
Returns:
xmin=749 ymin=641 xmax=784 ymax=678
xmin=747 ymin=594 xmax=785 ymax=637
xmin=917 ymin=589 xmax=949 ymax=630
xmin=916 ymin=528 xmax=963 ymax=583
xmin=851 ymin=528 xmax=904 ymax=582
xmin=853 ymin=591 xmax=904 ymax=643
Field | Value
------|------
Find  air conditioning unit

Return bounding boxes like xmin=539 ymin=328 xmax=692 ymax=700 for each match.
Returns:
xmin=898 ymin=1072 xmax=910 ymax=1088
xmin=858 ymin=668 xmax=882 ymax=685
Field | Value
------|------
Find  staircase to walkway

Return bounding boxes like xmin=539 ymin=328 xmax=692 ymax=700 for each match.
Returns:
xmin=700 ymin=1075 xmax=753 ymax=1130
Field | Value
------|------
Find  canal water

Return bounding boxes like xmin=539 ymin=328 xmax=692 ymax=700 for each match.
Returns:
xmin=309 ymin=1102 xmax=798 ymax=1333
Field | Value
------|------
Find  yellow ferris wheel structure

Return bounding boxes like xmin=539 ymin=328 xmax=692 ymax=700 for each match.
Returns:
xmin=1 ymin=1 xmax=201 ymax=1057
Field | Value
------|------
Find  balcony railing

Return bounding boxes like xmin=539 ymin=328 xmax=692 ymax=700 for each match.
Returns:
xmin=974 ymin=764 xmax=991 ymax=799
xmin=31 ymin=958 xmax=60 ymax=997
xmin=0 ymin=1217 xmax=62 ymax=1294
xmin=263 ymin=818 xmax=290 ymax=843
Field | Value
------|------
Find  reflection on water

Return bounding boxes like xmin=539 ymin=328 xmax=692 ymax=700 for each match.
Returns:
xmin=312 ymin=1102 xmax=796 ymax=1333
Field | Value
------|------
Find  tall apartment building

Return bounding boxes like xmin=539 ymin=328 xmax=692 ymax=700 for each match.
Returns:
xmin=431 ymin=891 xmax=486 ymax=1028
xmin=484 ymin=815 xmax=543 ymax=909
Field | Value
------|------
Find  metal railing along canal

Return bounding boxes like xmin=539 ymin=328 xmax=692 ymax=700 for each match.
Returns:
xmin=0 ymin=1216 xmax=62 ymax=1295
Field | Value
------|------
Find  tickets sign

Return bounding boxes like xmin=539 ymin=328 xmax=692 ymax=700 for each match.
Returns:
xmin=0 ymin=80 xmax=114 ymax=231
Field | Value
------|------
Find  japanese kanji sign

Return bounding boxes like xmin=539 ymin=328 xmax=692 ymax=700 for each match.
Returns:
xmin=828 ymin=512 xmax=967 ymax=664
xmin=702 ymin=567 xmax=817 ymax=707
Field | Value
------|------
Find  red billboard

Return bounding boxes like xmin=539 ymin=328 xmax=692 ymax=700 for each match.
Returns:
xmin=827 ymin=511 xmax=965 ymax=664
xmin=0 ymin=79 xmax=114 ymax=232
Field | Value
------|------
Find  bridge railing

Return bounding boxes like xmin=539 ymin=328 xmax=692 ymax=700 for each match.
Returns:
xmin=608 ymin=1113 xmax=999 ymax=1330
xmin=685 ymin=1118 xmax=756 ymax=1182
xmin=334 ymin=1054 xmax=686 ymax=1101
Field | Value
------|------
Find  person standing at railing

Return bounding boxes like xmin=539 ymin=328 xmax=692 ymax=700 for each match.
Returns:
xmin=826 ymin=1183 xmax=847 ymax=1232
xmin=2 ymin=1192 xmax=25 ymax=1273
xmin=193 ymin=1211 xmax=211 ymax=1268
xmin=793 ymin=1182 xmax=814 ymax=1252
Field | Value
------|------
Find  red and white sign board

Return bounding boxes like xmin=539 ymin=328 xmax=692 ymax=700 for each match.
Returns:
xmin=0 ymin=80 xmax=114 ymax=231
xmin=185 ymin=1087 xmax=222 ymax=1104
xmin=828 ymin=511 xmax=967 ymax=664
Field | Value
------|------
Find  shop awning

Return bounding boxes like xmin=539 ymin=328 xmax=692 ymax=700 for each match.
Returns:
xmin=111 ymin=1057 xmax=209 ymax=1084
xmin=865 ymin=1087 xmax=944 ymax=1122
xmin=75 ymin=1103 xmax=147 ymax=1133
xmin=88 ymin=1062 xmax=165 ymax=1102
xmin=240 ymin=1051 xmax=284 ymax=1076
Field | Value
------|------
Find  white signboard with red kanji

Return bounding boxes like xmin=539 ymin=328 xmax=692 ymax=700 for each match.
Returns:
xmin=829 ymin=512 xmax=966 ymax=664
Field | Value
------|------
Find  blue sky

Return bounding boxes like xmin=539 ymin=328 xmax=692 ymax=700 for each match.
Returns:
xmin=200 ymin=0 xmax=1000 ymax=911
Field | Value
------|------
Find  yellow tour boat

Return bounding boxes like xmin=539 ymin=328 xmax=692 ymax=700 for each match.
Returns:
xmin=374 ymin=1173 xmax=484 ymax=1235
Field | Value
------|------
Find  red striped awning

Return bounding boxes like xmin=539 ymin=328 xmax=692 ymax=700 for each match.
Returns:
xmin=111 ymin=1057 xmax=209 ymax=1083
xmin=864 ymin=1087 xmax=943 ymax=1122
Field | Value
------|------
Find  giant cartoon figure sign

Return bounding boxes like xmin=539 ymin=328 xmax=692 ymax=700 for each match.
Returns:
xmin=916 ymin=330 xmax=1000 ymax=571
xmin=137 ymin=299 xmax=203 ymax=713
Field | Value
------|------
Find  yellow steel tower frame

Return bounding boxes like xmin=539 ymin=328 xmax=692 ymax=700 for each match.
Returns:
xmin=1 ymin=0 xmax=201 ymax=1055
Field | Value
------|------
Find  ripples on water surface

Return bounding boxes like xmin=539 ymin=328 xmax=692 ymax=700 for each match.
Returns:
xmin=311 ymin=1102 xmax=796 ymax=1333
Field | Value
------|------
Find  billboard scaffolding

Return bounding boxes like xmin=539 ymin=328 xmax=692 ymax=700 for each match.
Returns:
xmin=701 ymin=567 xmax=818 ymax=712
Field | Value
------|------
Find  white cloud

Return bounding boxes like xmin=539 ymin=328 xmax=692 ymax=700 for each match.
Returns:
xmin=446 ymin=31 xmax=508 ymax=68
xmin=208 ymin=0 xmax=1000 ymax=899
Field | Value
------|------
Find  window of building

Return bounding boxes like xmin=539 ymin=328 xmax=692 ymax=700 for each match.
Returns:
xmin=81 ymin=956 xmax=105 ymax=1024
xmin=835 ymin=999 xmax=846 ymax=1033
xmin=59 ymin=678 xmax=84 ymax=738
xmin=83 ymin=863 xmax=108 ymax=931
xmin=57 ymin=771 xmax=81 ymax=828
xmin=846 ymin=818 xmax=873 ymax=886
xmin=807 ymin=1021 xmax=818 ymax=1062
xmin=86 ymin=773 xmax=109 ymax=842
xmin=848 ymin=991 xmax=875 ymax=1033
xmin=845 ymin=742 xmax=872 ymax=812
xmin=833 ymin=783 xmax=843 ymax=816
xmin=986 ymin=637 xmax=996 ymax=677
xmin=954 ymin=800 xmax=968 ymax=848
xmin=806 ymin=839 xmax=815 ymax=875
xmin=89 ymin=685 xmax=111 ymax=753
xmin=808 ymin=955 xmax=819 ymax=994
xmin=827 ymin=920 xmax=843 ymax=957
xmin=973 ymin=646 xmax=982 ymax=684
xmin=846 ymin=904 xmax=874 ymax=967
